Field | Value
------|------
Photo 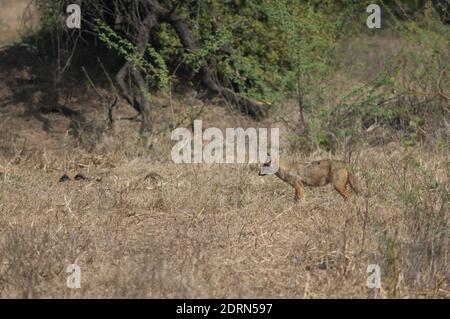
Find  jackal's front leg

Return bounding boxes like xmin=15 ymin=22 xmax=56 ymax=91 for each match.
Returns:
xmin=294 ymin=180 xmax=305 ymax=202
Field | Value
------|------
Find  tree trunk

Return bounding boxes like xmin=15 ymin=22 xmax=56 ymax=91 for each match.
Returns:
xmin=115 ymin=10 xmax=155 ymax=134
xmin=115 ymin=0 xmax=270 ymax=135
xmin=149 ymin=0 xmax=270 ymax=120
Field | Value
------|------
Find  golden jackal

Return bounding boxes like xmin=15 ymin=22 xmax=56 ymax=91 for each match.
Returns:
xmin=259 ymin=155 xmax=359 ymax=202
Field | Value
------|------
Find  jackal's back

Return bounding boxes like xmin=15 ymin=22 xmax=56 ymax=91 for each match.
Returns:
xmin=290 ymin=159 xmax=348 ymax=187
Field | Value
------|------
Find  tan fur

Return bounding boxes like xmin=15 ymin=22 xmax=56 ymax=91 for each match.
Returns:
xmin=259 ymin=158 xmax=359 ymax=202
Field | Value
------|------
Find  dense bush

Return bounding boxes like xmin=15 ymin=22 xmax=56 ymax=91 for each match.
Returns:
xmin=24 ymin=0 xmax=450 ymax=148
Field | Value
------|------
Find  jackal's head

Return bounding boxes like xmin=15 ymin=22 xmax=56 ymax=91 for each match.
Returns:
xmin=258 ymin=153 xmax=279 ymax=176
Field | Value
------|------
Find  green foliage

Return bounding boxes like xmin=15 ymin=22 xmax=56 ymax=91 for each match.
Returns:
xmin=260 ymin=1 xmax=344 ymax=149
xmin=184 ymin=25 xmax=232 ymax=74
xmin=313 ymin=3 xmax=450 ymax=150
xmin=95 ymin=19 xmax=169 ymax=95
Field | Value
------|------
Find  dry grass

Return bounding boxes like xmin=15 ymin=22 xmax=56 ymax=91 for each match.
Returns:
xmin=0 ymin=124 xmax=448 ymax=298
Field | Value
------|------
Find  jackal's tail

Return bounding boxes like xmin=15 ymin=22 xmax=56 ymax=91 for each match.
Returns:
xmin=347 ymin=173 xmax=359 ymax=195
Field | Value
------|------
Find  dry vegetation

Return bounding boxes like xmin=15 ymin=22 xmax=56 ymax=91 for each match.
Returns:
xmin=0 ymin=106 xmax=448 ymax=298
xmin=0 ymin=1 xmax=448 ymax=299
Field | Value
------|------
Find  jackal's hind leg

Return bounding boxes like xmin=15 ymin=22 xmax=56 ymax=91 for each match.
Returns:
xmin=295 ymin=180 xmax=305 ymax=202
xmin=332 ymin=169 xmax=350 ymax=202
xmin=335 ymin=184 xmax=350 ymax=202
